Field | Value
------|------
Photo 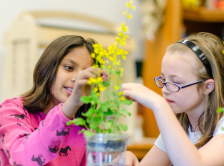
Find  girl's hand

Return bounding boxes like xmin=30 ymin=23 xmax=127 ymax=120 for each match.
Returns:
xmin=71 ymin=66 xmax=108 ymax=106
xmin=120 ymin=83 xmax=165 ymax=111
xmin=113 ymin=151 xmax=140 ymax=166
xmin=62 ymin=66 xmax=108 ymax=119
xmin=124 ymin=151 xmax=140 ymax=166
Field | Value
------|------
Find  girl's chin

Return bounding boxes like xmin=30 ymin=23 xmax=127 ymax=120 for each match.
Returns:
xmin=169 ymin=106 xmax=183 ymax=114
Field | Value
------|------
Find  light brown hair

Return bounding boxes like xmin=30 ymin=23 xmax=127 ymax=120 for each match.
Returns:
xmin=22 ymin=35 xmax=96 ymax=118
xmin=166 ymin=32 xmax=224 ymax=148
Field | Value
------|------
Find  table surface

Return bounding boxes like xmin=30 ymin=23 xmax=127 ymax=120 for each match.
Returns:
xmin=126 ymin=137 xmax=156 ymax=160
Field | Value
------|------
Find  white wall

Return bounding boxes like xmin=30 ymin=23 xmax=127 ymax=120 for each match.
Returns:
xmin=0 ymin=0 xmax=144 ymax=101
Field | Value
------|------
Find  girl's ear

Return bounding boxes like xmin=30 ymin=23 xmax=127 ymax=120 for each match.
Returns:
xmin=204 ymin=79 xmax=215 ymax=95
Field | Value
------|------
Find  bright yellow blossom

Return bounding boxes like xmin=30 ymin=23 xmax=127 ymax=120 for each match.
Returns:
xmin=99 ymin=59 xmax=104 ymax=64
xmin=87 ymin=80 xmax=92 ymax=85
xmin=93 ymin=64 xmax=99 ymax=68
xmin=122 ymin=55 xmax=126 ymax=60
xmin=123 ymin=11 xmax=127 ymax=15
xmin=120 ymin=42 xmax=126 ymax=46
xmin=114 ymin=85 xmax=119 ymax=90
xmin=94 ymin=48 xmax=99 ymax=54
xmin=97 ymin=77 xmax=103 ymax=83
xmin=99 ymin=86 xmax=106 ymax=92
xmin=120 ymin=96 xmax=125 ymax=101
xmin=126 ymin=2 xmax=131 ymax=8
xmin=96 ymin=56 xmax=101 ymax=62
xmin=94 ymin=87 xmax=98 ymax=92
xmin=109 ymin=57 xmax=114 ymax=61
xmin=127 ymin=15 xmax=132 ymax=19
xmin=116 ymin=37 xmax=120 ymax=42
xmin=118 ymin=91 xmax=125 ymax=96
xmin=91 ymin=53 xmax=95 ymax=58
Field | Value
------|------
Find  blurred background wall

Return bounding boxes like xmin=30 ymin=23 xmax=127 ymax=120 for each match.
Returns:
xmin=0 ymin=0 xmax=144 ymax=102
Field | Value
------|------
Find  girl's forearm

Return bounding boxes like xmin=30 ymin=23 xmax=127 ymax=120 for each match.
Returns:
xmin=152 ymin=99 xmax=203 ymax=166
xmin=61 ymin=98 xmax=81 ymax=119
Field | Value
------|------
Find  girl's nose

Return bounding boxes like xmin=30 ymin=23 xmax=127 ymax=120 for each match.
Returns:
xmin=161 ymin=85 xmax=170 ymax=94
xmin=71 ymin=71 xmax=79 ymax=83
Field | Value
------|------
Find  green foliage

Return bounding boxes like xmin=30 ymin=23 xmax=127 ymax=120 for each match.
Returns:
xmin=217 ymin=107 xmax=224 ymax=113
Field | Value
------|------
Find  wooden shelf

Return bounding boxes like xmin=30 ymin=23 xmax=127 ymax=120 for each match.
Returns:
xmin=126 ymin=137 xmax=156 ymax=160
xmin=184 ymin=7 xmax=224 ymax=22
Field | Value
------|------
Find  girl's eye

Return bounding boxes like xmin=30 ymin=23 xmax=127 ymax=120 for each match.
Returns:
xmin=172 ymin=81 xmax=182 ymax=85
xmin=173 ymin=82 xmax=180 ymax=84
xmin=65 ymin=65 xmax=73 ymax=71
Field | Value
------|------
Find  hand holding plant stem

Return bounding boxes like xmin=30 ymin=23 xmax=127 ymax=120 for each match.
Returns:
xmin=67 ymin=0 xmax=136 ymax=137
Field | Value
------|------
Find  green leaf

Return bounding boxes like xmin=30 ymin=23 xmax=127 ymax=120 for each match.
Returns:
xmin=72 ymin=118 xmax=86 ymax=126
xmin=105 ymin=120 xmax=113 ymax=128
xmin=82 ymin=108 xmax=95 ymax=117
xmin=115 ymin=125 xmax=121 ymax=132
xmin=121 ymin=99 xmax=133 ymax=105
xmin=93 ymin=115 xmax=101 ymax=122
xmin=103 ymin=108 xmax=114 ymax=116
xmin=119 ymin=108 xmax=131 ymax=116
xmin=78 ymin=128 xmax=86 ymax=134
xmin=217 ymin=107 xmax=224 ymax=113
xmin=66 ymin=121 xmax=73 ymax=126
xmin=104 ymin=81 xmax=110 ymax=87
xmin=90 ymin=123 xmax=99 ymax=129
xmin=108 ymin=92 xmax=116 ymax=97
xmin=108 ymin=128 xmax=112 ymax=133
xmin=119 ymin=124 xmax=128 ymax=131
xmin=108 ymin=119 xmax=114 ymax=124
xmin=80 ymin=96 xmax=91 ymax=104
xmin=84 ymin=130 xmax=93 ymax=137
xmin=111 ymin=70 xmax=121 ymax=75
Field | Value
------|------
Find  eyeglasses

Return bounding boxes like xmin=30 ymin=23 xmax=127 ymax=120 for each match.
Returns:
xmin=154 ymin=76 xmax=204 ymax=92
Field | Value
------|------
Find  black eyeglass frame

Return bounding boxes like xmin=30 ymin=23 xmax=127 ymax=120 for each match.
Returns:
xmin=154 ymin=76 xmax=204 ymax=92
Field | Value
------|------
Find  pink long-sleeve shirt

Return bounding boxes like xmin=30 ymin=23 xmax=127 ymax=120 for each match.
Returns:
xmin=0 ymin=97 xmax=86 ymax=166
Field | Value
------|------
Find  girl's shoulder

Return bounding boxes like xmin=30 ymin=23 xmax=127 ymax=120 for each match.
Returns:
xmin=1 ymin=97 xmax=23 ymax=107
xmin=0 ymin=97 xmax=27 ymax=118
xmin=213 ymin=116 xmax=224 ymax=136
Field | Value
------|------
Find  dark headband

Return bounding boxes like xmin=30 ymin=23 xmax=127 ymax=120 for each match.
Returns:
xmin=177 ymin=39 xmax=213 ymax=78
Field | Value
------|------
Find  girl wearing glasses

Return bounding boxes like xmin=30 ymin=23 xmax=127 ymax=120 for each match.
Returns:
xmin=122 ymin=32 xmax=224 ymax=166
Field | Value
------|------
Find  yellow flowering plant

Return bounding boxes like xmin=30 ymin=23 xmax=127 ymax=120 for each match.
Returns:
xmin=67 ymin=0 xmax=136 ymax=137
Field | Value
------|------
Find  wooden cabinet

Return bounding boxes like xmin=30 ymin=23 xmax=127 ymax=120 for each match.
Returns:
xmin=142 ymin=0 xmax=183 ymax=138
xmin=183 ymin=7 xmax=224 ymax=39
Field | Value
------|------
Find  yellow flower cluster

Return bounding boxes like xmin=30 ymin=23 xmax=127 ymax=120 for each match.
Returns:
xmin=123 ymin=0 xmax=136 ymax=19
xmin=87 ymin=77 xmax=103 ymax=85
xmin=87 ymin=0 xmax=134 ymax=99
xmin=117 ymin=23 xmax=130 ymax=47
xmin=88 ymin=77 xmax=106 ymax=96
xmin=118 ymin=91 xmax=125 ymax=101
